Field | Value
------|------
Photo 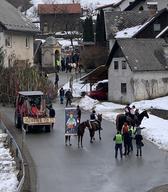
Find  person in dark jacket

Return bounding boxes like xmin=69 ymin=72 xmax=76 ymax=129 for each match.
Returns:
xmin=76 ymin=105 xmax=81 ymax=124
xmin=113 ymin=131 xmax=123 ymax=159
xmin=135 ymin=133 xmax=143 ymax=156
xmin=59 ymin=87 xmax=65 ymax=104
xmin=65 ymin=89 xmax=73 ymax=107
xmin=54 ymin=73 xmax=59 ymax=88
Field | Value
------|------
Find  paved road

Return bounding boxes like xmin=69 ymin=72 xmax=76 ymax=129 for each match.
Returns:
xmin=1 ymin=71 xmax=168 ymax=192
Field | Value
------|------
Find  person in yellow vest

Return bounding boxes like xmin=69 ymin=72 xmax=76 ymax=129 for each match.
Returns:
xmin=113 ymin=131 xmax=123 ymax=159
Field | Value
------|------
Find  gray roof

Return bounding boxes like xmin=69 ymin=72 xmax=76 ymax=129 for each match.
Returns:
xmin=104 ymin=11 xmax=150 ymax=39
xmin=115 ymin=39 xmax=168 ymax=71
xmin=0 ymin=0 xmax=39 ymax=33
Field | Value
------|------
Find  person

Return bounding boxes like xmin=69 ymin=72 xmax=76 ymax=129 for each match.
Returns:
xmin=90 ymin=110 xmax=98 ymax=121
xmin=130 ymin=105 xmax=136 ymax=120
xmin=31 ymin=104 xmax=39 ymax=117
xmin=76 ymin=105 xmax=81 ymax=124
xmin=59 ymin=87 xmax=65 ymax=104
xmin=113 ymin=131 xmax=123 ymax=159
xmin=90 ymin=110 xmax=101 ymax=130
xmin=65 ymin=89 xmax=73 ymax=107
xmin=125 ymin=104 xmax=131 ymax=116
xmin=122 ymin=122 xmax=130 ymax=155
xmin=54 ymin=73 xmax=59 ymax=88
xmin=61 ymin=57 xmax=65 ymax=71
xmin=135 ymin=133 xmax=144 ymax=156
xmin=128 ymin=125 xmax=134 ymax=151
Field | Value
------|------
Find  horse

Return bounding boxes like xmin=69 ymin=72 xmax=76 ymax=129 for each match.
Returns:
xmin=116 ymin=110 xmax=149 ymax=132
xmin=88 ymin=113 xmax=102 ymax=143
xmin=77 ymin=121 xmax=87 ymax=148
xmin=77 ymin=113 xmax=103 ymax=146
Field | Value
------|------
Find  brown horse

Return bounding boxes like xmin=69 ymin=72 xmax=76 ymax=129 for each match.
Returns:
xmin=77 ymin=121 xmax=87 ymax=148
xmin=77 ymin=113 xmax=103 ymax=147
xmin=116 ymin=110 xmax=149 ymax=132
xmin=88 ymin=113 xmax=102 ymax=143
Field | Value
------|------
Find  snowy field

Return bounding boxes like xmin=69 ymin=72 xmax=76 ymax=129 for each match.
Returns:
xmin=63 ymin=79 xmax=168 ymax=151
xmin=0 ymin=132 xmax=19 ymax=192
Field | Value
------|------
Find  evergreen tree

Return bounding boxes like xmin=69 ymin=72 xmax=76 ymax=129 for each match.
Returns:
xmin=95 ymin=9 xmax=106 ymax=46
xmin=83 ymin=16 xmax=94 ymax=42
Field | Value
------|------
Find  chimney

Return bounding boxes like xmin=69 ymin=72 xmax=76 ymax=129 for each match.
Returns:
xmin=147 ymin=1 xmax=158 ymax=16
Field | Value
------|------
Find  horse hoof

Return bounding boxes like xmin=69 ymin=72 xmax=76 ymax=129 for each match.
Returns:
xmin=93 ymin=137 xmax=95 ymax=140
xmin=81 ymin=145 xmax=83 ymax=148
xmin=99 ymin=137 xmax=102 ymax=140
xmin=90 ymin=141 xmax=93 ymax=143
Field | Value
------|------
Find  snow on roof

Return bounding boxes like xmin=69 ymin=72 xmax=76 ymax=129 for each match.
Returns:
xmin=19 ymin=91 xmax=43 ymax=96
xmin=115 ymin=25 xmax=142 ymax=38
xmin=57 ymin=38 xmax=79 ymax=47
xmin=156 ymin=26 xmax=168 ymax=38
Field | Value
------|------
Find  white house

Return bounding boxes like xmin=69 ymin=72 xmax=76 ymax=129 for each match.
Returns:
xmin=107 ymin=38 xmax=168 ymax=104
xmin=0 ymin=0 xmax=39 ymax=68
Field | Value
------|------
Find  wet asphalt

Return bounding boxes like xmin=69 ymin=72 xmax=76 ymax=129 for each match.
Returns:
xmin=24 ymin=71 xmax=168 ymax=192
xmin=1 ymin=71 xmax=168 ymax=192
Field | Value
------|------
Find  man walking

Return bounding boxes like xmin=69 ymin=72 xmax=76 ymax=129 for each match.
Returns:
xmin=59 ymin=87 xmax=65 ymax=104
xmin=113 ymin=131 xmax=123 ymax=159
xmin=65 ymin=89 xmax=73 ymax=107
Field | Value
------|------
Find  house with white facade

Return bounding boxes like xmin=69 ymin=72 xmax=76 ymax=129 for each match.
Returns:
xmin=107 ymin=38 xmax=168 ymax=104
xmin=0 ymin=0 xmax=39 ymax=68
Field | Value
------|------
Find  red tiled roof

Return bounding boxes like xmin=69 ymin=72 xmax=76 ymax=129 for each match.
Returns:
xmin=38 ymin=4 xmax=81 ymax=15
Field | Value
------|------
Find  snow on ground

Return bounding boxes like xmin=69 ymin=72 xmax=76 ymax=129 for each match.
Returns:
xmin=64 ymin=78 xmax=168 ymax=151
xmin=0 ymin=133 xmax=19 ymax=192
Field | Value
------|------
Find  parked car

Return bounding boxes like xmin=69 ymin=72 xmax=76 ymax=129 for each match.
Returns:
xmin=88 ymin=80 xmax=108 ymax=100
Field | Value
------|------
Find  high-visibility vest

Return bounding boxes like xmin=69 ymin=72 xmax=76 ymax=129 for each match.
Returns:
xmin=115 ymin=134 xmax=122 ymax=144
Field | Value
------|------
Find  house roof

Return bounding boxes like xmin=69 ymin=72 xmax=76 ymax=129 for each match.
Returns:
xmin=107 ymin=38 xmax=168 ymax=71
xmin=95 ymin=0 xmax=124 ymax=10
xmin=38 ymin=4 xmax=82 ymax=15
xmin=80 ymin=65 xmax=108 ymax=83
xmin=132 ymin=8 xmax=168 ymax=37
xmin=0 ymin=0 xmax=39 ymax=33
xmin=104 ymin=10 xmax=151 ymax=39
xmin=124 ymin=0 xmax=145 ymax=11
xmin=115 ymin=9 xmax=168 ymax=38
xmin=156 ymin=26 xmax=168 ymax=38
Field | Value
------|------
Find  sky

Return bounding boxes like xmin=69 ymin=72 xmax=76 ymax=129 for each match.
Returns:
xmin=63 ymin=78 xmax=168 ymax=151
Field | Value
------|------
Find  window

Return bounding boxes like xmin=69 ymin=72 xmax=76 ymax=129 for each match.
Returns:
xmin=43 ymin=22 xmax=48 ymax=33
xmin=122 ymin=61 xmax=127 ymax=69
xmin=5 ymin=35 xmax=12 ymax=47
xmin=154 ymin=24 xmax=161 ymax=31
xmin=121 ymin=83 xmax=127 ymax=94
xmin=25 ymin=36 xmax=30 ymax=48
xmin=114 ymin=61 xmax=119 ymax=70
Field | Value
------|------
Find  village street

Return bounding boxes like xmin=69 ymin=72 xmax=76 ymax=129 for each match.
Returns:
xmin=21 ymin=72 xmax=168 ymax=192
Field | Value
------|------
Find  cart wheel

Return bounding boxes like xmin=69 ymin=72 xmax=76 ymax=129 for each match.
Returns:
xmin=45 ymin=125 xmax=51 ymax=132
xmin=15 ymin=113 xmax=22 ymax=129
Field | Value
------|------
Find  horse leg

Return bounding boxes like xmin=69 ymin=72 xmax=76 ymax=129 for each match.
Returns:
xmin=81 ymin=135 xmax=83 ymax=148
xmin=89 ymin=129 xmax=93 ymax=143
xmin=78 ymin=135 xmax=80 ymax=148
xmin=99 ymin=128 xmax=101 ymax=140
